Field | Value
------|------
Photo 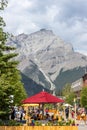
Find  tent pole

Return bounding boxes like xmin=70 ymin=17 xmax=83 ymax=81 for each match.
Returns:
xmin=42 ymin=104 xmax=44 ymax=119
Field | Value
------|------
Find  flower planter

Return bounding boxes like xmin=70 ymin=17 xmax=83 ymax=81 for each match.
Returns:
xmin=0 ymin=126 xmax=78 ymax=130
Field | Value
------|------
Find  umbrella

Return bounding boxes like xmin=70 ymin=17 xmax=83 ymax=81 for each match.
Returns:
xmin=63 ymin=103 xmax=73 ymax=107
xmin=22 ymin=90 xmax=64 ymax=104
xmin=22 ymin=90 xmax=64 ymax=117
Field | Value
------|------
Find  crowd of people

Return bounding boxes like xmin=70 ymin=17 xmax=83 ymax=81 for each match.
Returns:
xmin=65 ymin=106 xmax=87 ymax=125
xmin=9 ymin=106 xmax=26 ymax=121
xmin=8 ymin=105 xmax=87 ymax=126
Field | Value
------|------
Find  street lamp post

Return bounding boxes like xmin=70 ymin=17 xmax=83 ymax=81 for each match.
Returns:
xmin=9 ymin=95 xmax=14 ymax=105
xmin=9 ymin=95 xmax=14 ymax=120
xmin=74 ymin=98 xmax=77 ymax=125
xmin=9 ymin=95 xmax=14 ymax=113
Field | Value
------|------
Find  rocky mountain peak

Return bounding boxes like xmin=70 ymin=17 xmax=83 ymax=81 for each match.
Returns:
xmin=7 ymin=29 xmax=87 ymax=96
xmin=30 ymin=28 xmax=54 ymax=36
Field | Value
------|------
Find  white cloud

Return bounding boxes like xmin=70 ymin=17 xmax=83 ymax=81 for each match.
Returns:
xmin=2 ymin=0 xmax=87 ymax=56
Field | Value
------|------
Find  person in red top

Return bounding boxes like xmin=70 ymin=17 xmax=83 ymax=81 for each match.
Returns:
xmin=71 ymin=110 xmax=75 ymax=118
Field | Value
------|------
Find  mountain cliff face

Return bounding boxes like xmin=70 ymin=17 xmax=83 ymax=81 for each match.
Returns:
xmin=7 ymin=29 xmax=87 ymax=96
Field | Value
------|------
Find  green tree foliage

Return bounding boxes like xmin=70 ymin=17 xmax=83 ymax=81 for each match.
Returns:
xmin=0 ymin=0 xmax=27 ymax=119
xmin=62 ymin=83 xmax=71 ymax=96
xmin=62 ymin=83 xmax=75 ymax=105
xmin=65 ymin=92 xmax=75 ymax=105
xmin=80 ymin=87 xmax=87 ymax=109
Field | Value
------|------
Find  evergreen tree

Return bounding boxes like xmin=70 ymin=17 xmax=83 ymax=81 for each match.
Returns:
xmin=0 ymin=0 xmax=27 ymax=119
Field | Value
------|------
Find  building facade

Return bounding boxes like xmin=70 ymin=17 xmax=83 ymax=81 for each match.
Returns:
xmin=71 ymin=73 xmax=87 ymax=98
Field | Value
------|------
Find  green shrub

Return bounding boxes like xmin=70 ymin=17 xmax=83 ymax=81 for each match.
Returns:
xmin=0 ymin=119 xmax=5 ymax=126
xmin=35 ymin=121 xmax=42 ymax=126
xmin=0 ymin=120 xmax=23 ymax=126
xmin=6 ymin=120 xmax=23 ymax=126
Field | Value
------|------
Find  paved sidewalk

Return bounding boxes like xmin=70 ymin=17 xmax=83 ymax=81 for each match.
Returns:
xmin=78 ymin=125 xmax=87 ymax=130
xmin=77 ymin=120 xmax=87 ymax=130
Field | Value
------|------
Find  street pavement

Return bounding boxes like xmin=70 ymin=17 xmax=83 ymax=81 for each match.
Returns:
xmin=78 ymin=125 xmax=87 ymax=130
xmin=77 ymin=120 xmax=87 ymax=130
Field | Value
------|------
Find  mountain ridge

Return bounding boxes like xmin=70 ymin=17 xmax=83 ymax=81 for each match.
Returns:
xmin=7 ymin=29 xmax=87 ymax=96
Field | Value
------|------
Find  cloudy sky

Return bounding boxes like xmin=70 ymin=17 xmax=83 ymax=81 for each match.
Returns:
xmin=2 ymin=0 xmax=87 ymax=56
